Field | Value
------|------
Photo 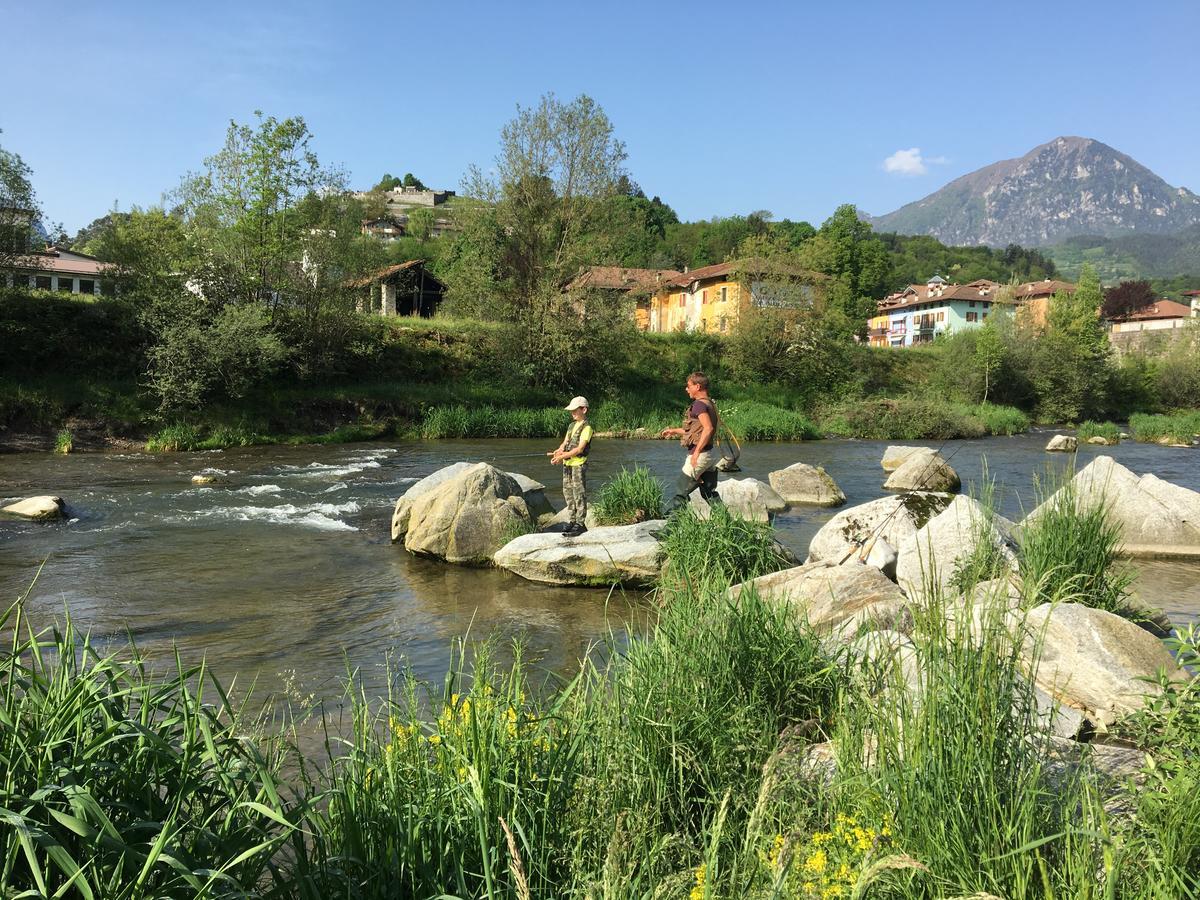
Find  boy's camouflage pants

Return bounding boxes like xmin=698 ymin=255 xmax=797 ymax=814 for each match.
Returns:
xmin=563 ymin=463 xmax=588 ymax=526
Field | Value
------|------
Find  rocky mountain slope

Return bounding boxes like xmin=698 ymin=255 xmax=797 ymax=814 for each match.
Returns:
xmin=869 ymin=136 xmax=1200 ymax=247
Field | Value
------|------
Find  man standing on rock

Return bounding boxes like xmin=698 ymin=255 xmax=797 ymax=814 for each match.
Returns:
xmin=661 ymin=372 xmax=721 ymax=514
xmin=549 ymin=396 xmax=593 ymax=537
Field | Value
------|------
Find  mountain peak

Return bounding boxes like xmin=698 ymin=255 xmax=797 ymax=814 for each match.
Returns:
xmin=869 ymin=137 xmax=1200 ymax=246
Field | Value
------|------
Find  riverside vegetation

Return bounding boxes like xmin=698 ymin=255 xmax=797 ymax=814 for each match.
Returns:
xmin=3 ymin=99 xmax=1198 ymax=451
xmin=4 ymin=472 xmax=1199 ymax=898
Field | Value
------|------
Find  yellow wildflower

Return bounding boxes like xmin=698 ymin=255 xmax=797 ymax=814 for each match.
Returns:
xmin=803 ymin=848 xmax=827 ymax=874
xmin=689 ymin=863 xmax=706 ymax=900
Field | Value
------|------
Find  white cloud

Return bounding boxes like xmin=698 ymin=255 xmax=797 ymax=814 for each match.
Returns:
xmin=883 ymin=147 xmax=948 ymax=176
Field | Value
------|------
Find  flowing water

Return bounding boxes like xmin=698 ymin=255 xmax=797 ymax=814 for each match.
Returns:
xmin=2 ymin=433 xmax=1198 ymax=716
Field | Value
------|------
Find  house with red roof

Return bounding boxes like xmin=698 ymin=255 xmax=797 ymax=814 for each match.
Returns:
xmin=3 ymin=246 xmax=113 ymax=295
xmin=1108 ymin=299 xmax=1195 ymax=334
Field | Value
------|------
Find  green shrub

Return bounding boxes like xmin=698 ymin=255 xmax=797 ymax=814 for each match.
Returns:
xmin=592 ymin=466 xmax=664 ymax=525
xmin=1018 ymin=475 xmax=1136 ymax=615
xmin=720 ymin=400 xmax=820 ymax=441
xmin=54 ymin=427 xmax=73 ymax=454
xmin=1076 ymin=420 xmax=1121 ymax=443
xmin=660 ymin=504 xmax=793 ymax=587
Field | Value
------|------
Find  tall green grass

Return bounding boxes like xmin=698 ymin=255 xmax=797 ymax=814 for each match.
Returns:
xmin=592 ymin=465 xmax=664 ymax=525
xmin=660 ymin=504 xmax=794 ymax=587
xmin=1018 ymin=475 xmax=1135 ymax=615
xmin=0 ymin=600 xmax=292 ymax=898
xmin=1129 ymin=410 xmax=1200 ymax=445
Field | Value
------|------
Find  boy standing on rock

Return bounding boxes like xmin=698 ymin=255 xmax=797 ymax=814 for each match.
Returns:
xmin=549 ymin=396 xmax=593 ymax=537
xmin=661 ymin=372 xmax=721 ymax=513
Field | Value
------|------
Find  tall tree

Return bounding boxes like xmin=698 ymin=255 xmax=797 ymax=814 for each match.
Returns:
xmin=1101 ymin=280 xmax=1156 ymax=320
xmin=443 ymin=93 xmax=630 ymax=387
xmin=798 ymin=204 xmax=892 ymax=330
xmin=0 ymin=134 xmax=42 ymax=270
xmin=1033 ymin=265 xmax=1111 ymax=421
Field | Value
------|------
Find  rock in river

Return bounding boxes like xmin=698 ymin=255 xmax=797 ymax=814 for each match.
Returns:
xmin=392 ymin=461 xmax=549 ymax=541
xmin=1023 ymin=602 xmax=1184 ymax=727
xmin=768 ymin=463 xmax=846 ymax=507
xmin=896 ymin=495 xmax=1019 ymax=600
xmin=494 ymin=520 xmax=665 ymax=586
xmin=730 ymin=560 xmax=909 ymax=641
xmin=1022 ymin=456 xmax=1200 ymax=556
xmin=883 ymin=451 xmax=960 ymax=493
xmin=1 ymin=496 xmax=65 ymax=521
xmin=807 ymin=494 xmax=953 ymax=564
xmin=402 ymin=463 xmax=531 ymax=564
xmin=691 ymin=477 xmax=786 ymax=522
xmin=1045 ymin=434 xmax=1078 ymax=452
xmin=880 ymin=445 xmax=932 ymax=473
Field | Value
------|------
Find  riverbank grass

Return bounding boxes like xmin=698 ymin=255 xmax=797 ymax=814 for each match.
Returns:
xmin=1076 ymin=420 xmax=1122 ymax=443
xmin=1130 ymin=410 xmax=1200 ymax=445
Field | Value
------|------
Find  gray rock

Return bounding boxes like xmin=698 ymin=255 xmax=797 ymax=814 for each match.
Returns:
xmin=1023 ymin=602 xmax=1185 ymax=727
xmin=691 ymin=477 xmax=786 ymax=522
xmin=881 ymin=445 xmax=933 ymax=473
xmin=767 ymin=463 xmax=846 ymax=507
xmin=494 ymin=520 xmax=665 ymax=586
xmin=1046 ymin=434 xmax=1078 ymax=452
xmin=403 ymin=464 xmax=531 ymax=564
xmin=896 ymin=495 xmax=1019 ymax=600
xmin=1 ymin=495 xmax=65 ymax=521
xmin=884 ymin=451 xmax=961 ymax=493
xmin=549 ymin=506 xmax=600 ymax=529
xmin=730 ymin=560 xmax=909 ymax=640
xmin=807 ymin=494 xmax=953 ymax=564
xmin=1022 ymin=456 xmax=1200 ymax=556
xmin=1087 ymin=435 xmax=1115 ymax=446
xmin=392 ymin=462 xmax=551 ymax=541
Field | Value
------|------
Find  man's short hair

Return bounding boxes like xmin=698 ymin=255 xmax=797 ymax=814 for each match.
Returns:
xmin=687 ymin=371 xmax=709 ymax=391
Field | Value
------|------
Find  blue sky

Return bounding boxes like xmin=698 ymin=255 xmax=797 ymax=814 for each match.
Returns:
xmin=2 ymin=0 xmax=1197 ymax=233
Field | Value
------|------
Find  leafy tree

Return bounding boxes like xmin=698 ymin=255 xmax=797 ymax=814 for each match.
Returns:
xmin=372 ymin=173 xmax=402 ymax=192
xmin=975 ymin=317 xmax=1005 ymax=403
xmin=1032 ymin=265 xmax=1111 ymax=421
xmin=798 ymin=204 xmax=892 ymax=329
xmin=406 ymin=207 xmax=435 ymax=242
xmin=443 ymin=93 xmax=631 ymax=388
xmin=174 ymin=112 xmax=344 ymax=310
xmin=0 ymin=134 xmax=41 ymax=268
xmin=402 ymin=172 xmax=426 ymax=190
xmin=1101 ymin=279 xmax=1156 ymax=320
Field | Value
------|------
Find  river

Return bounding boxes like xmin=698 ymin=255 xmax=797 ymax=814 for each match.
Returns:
xmin=2 ymin=433 xmax=1198 ymax=714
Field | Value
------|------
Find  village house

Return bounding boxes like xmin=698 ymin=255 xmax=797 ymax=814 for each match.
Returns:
xmin=644 ymin=259 xmax=821 ymax=334
xmin=566 ymin=266 xmax=680 ymax=330
xmin=349 ymin=259 xmax=445 ymax=318
xmin=869 ymin=276 xmax=1004 ymax=347
xmin=360 ymin=217 xmax=405 ymax=241
xmin=1183 ymin=289 xmax=1200 ymax=317
xmin=1010 ymin=278 xmax=1077 ymax=327
xmin=1108 ymin=299 xmax=1195 ymax=334
xmin=2 ymin=246 xmax=112 ymax=295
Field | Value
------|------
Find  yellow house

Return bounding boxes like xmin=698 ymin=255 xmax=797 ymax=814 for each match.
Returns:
xmin=646 ymin=259 xmax=820 ymax=333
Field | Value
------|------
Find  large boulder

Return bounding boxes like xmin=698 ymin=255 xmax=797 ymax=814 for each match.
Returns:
xmin=1045 ymin=434 xmax=1078 ymax=453
xmin=896 ymin=495 xmax=1019 ymax=600
xmin=881 ymin=445 xmax=933 ymax=473
xmin=691 ymin=477 xmax=786 ymax=522
xmin=730 ymin=560 xmax=909 ymax=640
xmin=807 ymin=494 xmax=953 ymax=564
xmin=392 ymin=462 xmax=550 ymax=541
xmin=494 ymin=520 xmax=665 ymax=586
xmin=1023 ymin=602 xmax=1184 ymax=727
xmin=1022 ymin=456 xmax=1200 ymax=556
xmin=402 ymin=464 xmax=531 ymax=564
xmin=884 ymin=451 xmax=960 ymax=493
xmin=1 ymin=496 xmax=65 ymax=521
xmin=768 ymin=463 xmax=846 ymax=507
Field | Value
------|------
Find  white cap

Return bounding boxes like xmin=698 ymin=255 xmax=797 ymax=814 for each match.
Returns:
xmin=564 ymin=396 xmax=589 ymax=410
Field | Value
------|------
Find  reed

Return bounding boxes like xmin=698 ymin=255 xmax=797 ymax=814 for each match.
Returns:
xmin=1129 ymin=410 xmax=1200 ymax=445
xmin=659 ymin=504 xmax=794 ymax=587
xmin=1076 ymin=419 xmax=1121 ymax=443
